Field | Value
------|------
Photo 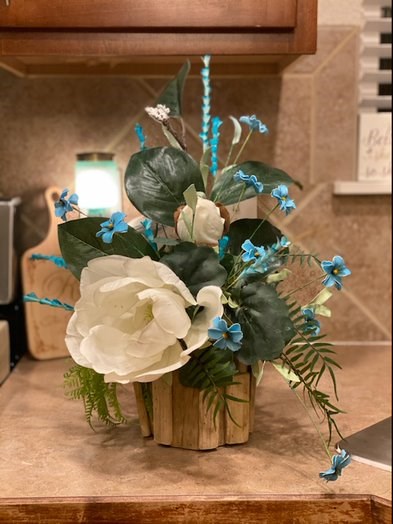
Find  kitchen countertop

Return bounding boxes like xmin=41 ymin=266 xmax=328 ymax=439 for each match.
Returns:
xmin=0 ymin=345 xmax=391 ymax=505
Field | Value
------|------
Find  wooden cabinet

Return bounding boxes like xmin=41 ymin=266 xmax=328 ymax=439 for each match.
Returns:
xmin=0 ymin=0 xmax=317 ymax=76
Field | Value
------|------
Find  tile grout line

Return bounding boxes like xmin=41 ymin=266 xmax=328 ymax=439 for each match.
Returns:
xmin=264 ymin=216 xmax=392 ymax=341
xmin=313 ymin=27 xmax=360 ymax=77
xmin=309 ymin=71 xmax=316 ymax=185
xmin=283 ymin=184 xmax=327 ymax=227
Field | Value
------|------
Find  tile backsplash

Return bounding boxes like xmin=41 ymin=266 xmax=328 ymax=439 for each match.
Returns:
xmin=0 ymin=27 xmax=391 ymax=343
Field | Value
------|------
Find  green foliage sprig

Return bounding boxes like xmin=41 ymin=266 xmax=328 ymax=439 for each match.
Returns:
xmin=64 ymin=365 xmax=128 ymax=428
xmin=179 ymin=346 xmax=247 ymax=425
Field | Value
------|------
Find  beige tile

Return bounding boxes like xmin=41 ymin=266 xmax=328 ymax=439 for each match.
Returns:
xmin=313 ymin=33 xmax=359 ymax=182
xmin=0 ymin=73 xmax=154 ymax=253
xmin=285 ymin=27 xmax=358 ymax=75
xmin=282 ymin=184 xmax=392 ymax=340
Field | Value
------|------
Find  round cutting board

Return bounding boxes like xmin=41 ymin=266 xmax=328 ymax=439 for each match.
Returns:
xmin=21 ymin=187 xmax=80 ymax=360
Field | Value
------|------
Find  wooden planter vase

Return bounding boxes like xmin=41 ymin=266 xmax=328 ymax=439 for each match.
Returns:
xmin=134 ymin=365 xmax=256 ymax=450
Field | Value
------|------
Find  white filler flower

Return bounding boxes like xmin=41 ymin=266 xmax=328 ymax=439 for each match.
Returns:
xmin=65 ymin=255 xmax=223 ymax=383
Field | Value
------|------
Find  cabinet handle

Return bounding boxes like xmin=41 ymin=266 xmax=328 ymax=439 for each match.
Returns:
xmin=5 ymin=0 xmax=10 ymax=6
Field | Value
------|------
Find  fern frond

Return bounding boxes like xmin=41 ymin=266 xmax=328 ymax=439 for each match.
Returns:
xmin=64 ymin=365 xmax=128 ymax=429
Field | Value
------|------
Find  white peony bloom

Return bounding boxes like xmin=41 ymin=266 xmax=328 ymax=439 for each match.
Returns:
xmin=176 ymin=197 xmax=226 ymax=246
xmin=65 ymin=255 xmax=223 ymax=384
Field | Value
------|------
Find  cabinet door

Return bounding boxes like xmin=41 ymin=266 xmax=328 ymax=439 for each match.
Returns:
xmin=0 ymin=0 xmax=297 ymax=29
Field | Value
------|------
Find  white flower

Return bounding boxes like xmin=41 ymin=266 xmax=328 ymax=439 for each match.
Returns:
xmin=65 ymin=255 xmax=223 ymax=383
xmin=145 ymin=104 xmax=171 ymax=122
xmin=176 ymin=197 xmax=226 ymax=246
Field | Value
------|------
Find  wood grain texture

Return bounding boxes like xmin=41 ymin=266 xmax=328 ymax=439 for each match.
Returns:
xmin=21 ymin=187 xmax=80 ymax=360
xmin=0 ymin=0 xmax=317 ymax=61
xmin=133 ymin=383 xmax=152 ymax=437
xmin=0 ymin=0 xmax=297 ymax=29
xmin=0 ymin=495 xmax=390 ymax=524
xmin=135 ymin=368 xmax=255 ymax=450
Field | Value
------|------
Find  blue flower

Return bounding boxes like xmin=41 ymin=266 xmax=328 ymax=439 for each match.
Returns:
xmin=200 ymin=55 xmax=212 ymax=151
xmin=241 ymin=239 xmax=266 ymax=263
xmin=301 ymin=307 xmax=321 ymax=336
xmin=208 ymin=317 xmax=243 ymax=352
xmin=210 ymin=116 xmax=223 ymax=176
xmin=54 ymin=189 xmax=79 ymax=222
xmin=271 ymin=185 xmax=296 ymax=216
xmin=218 ymin=235 xmax=230 ymax=260
xmin=234 ymin=170 xmax=264 ymax=194
xmin=96 ymin=211 xmax=128 ymax=244
xmin=239 ymin=115 xmax=268 ymax=134
xmin=321 ymin=256 xmax=351 ymax=291
xmin=319 ymin=450 xmax=351 ymax=482
xmin=134 ymin=123 xmax=146 ymax=150
xmin=141 ymin=218 xmax=157 ymax=250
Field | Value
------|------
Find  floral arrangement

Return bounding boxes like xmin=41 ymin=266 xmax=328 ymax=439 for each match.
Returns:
xmin=25 ymin=57 xmax=352 ymax=481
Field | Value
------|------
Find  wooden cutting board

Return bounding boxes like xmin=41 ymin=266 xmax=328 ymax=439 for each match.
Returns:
xmin=21 ymin=187 xmax=80 ymax=360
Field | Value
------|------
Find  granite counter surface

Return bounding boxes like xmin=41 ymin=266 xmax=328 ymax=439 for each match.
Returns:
xmin=0 ymin=345 xmax=391 ymax=501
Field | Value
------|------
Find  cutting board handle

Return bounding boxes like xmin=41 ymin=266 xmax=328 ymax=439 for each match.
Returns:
xmin=21 ymin=186 xmax=80 ymax=360
xmin=43 ymin=186 xmax=62 ymax=249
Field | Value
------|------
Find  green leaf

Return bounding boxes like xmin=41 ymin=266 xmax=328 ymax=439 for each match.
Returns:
xmin=183 ymin=184 xmax=198 ymax=212
xmin=160 ymin=242 xmax=227 ymax=297
xmin=272 ymin=362 xmax=301 ymax=382
xmin=266 ymin=268 xmax=292 ymax=284
xmin=161 ymin=124 xmax=183 ymax=149
xmin=200 ymin=146 xmax=211 ymax=189
xmin=233 ymin=283 xmax=296 ymax=363
xmin=58 ymin=217 xmax=157 ymax=280
xmin=211 ymin=161 xmax=297 ymax=205
xmin=124 ymin=147 xmax=205 ymax=227
xmin=227 ymin=218 xmax=282 ymax=255
xmin=155 ymin=60 xmax=191 ymax=117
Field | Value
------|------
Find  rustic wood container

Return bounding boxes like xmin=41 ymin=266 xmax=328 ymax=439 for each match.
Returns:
xmin=134 ymin=365 xmax=256 ymax=450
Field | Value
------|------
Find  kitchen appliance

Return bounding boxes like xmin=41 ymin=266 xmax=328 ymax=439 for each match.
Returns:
xmin=0 ymin=197 xmax=27 ymax=373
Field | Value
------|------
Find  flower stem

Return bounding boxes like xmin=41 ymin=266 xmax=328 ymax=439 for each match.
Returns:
xmin=291 ymin=387 xmax=333 ymax=460
xmin=233 ymin=129 xmax=253 ymax=165
xmin=284 ymin=274 xmax=325 ymax=299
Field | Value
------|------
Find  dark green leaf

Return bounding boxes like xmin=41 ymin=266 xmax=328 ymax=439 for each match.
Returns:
xmin=211 ymin=161 xmax=298 ymax=205
xmin=161 ymin=242 xmax=227 ymax=296
xmin=227 ymin=218 xmax=282 ymax=255
xmin=124 ymin=147 xmax=204 ymax=226
xmin=58 ymin=217 xmax=157 ymax=280
xmin=233 ymin=283 xmax=296 ymax=363
xmin=155 ymin=61 xmax=191 ymax=117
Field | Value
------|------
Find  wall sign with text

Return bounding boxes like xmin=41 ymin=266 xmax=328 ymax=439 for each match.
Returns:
xmin=357 ymin=113 xmax=391 ymax=181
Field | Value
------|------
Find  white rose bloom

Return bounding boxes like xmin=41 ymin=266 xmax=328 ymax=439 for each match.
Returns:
xmin=65 ymin=255 xmax=223 ymax=384
xmin=176 ymin=197 xmax=225 ymax=246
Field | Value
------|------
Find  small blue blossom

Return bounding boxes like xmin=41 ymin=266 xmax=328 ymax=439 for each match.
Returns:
xmin=96 ymin=211 xmax=128 ymax=244
xmin=301 ymin=307 xmax=321 ymax=336
xmin=54 ymin=189 xmax=79 ymax=222
xmin=210 ymin=116 xmax=223 ymax=176
xmin=31 ymin=254 xmax=67 ymax=269
xmin=234 ymin=170 xmax=264 ymax=194
xmin=141 ymin=218 xmax=157 ymax=250
xmin=241 ymin=239 xmax=266 ymax=263
xmin=200 ymin=55 xmax=212 ymax=151
xmin=239 ymin=115 xmax=268 ymax=134
xmin=271 ymin=185 xmax=296 ymax=216
xmin=319 ymin=450 xmax=351 ymax=482
xmin=321 ymin=256 xmax=351 ymax=291
xmin=270 ymin=236 xmax=291 ymax=254
xmin=23 ymin=292 xmax=74 ymax=312
xmin=218 ymin=235 xmax=230 ymax=260
xmin=134 ymin=123 xmax=146 ymax=150
xmin=208 ymin=317 xmax=243 ymax=352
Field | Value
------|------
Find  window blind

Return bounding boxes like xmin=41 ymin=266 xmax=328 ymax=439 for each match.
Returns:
xmin=359 ymin=2 xmax=392 ymax=112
